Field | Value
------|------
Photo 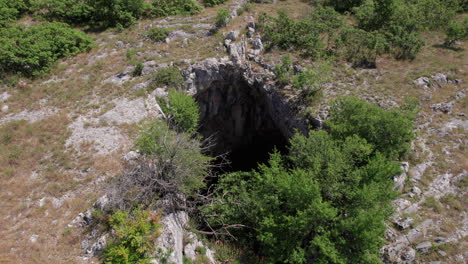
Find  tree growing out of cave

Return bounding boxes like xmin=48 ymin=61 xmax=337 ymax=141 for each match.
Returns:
xmin=203 ymin=97 xmax=416 ymax=263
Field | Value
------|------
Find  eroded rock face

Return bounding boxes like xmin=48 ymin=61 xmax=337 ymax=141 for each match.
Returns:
xmin=184 ymin=56 xmax=310 ymax=170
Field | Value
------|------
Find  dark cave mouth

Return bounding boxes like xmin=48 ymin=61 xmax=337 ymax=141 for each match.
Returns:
xmin=196 ymin=80 xmax=289 ymax=172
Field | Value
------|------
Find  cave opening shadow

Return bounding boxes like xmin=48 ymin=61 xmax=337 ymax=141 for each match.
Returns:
xmin=196 ymin=79 xmax=289 ymax=173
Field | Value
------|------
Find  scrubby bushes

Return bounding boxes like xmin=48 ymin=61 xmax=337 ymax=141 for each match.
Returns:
xmin=103 ymin=208 xmax=161 ymax=264
xmin=445 ymin=18 xmax=468 ymax=47
xmin=151 ymin=0 xmax=202 ymax=17
xmin=326 ymin=97 xmax=416 ymax=159
xmin=215 ymin=8 xmax=229 ymax=28
xmin=151 ymin=66 xmax=185 ymax=89
xmin=203 ymin=0 xmax=228 ymax=7
xmin=147 ymin=27 xmax=170 ymax=42
xmin=38 ymin=0 xmax=201 ymax=29
xmin=159 ymin=89 xmax=200 ymax=134
xmin=203 ymin=97 xmax=416 ymax=263
xmin=0 ymin=0 xmax=35 ymax=25
xmin=261 ymin=0 xmax=466 ymax=64
xmin=0 ymin=22 xmax=93 ymax=77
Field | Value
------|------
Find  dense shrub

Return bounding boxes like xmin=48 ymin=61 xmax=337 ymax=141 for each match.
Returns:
xmin=151 ymin=0 xmax=202 ymax=17
xmin=159 ymin=89 xmax=200 ymax=134
xmin=151 ymin=66 xmax=185 ymax=89
xmin=445 ymin=18 xmax=468 ymax=47
xmin=203 ymin=97 xmax=415 ymax=263
xmin=0 ymin=0 xmax=34 ymax=26
xmin=215 ymin=8 xmax=229 ymax=28
xmin=103 ymin=209 xmax=161 ymax=264
xmin=203 ymin=0 xmax=228 ymax=7
xmin=147 ymin=27 xmax=170 ymax=42
xmin=0 ymin=22 xmax=93 ymax=77
xmin=39 ymin=0 xmax=95 ymax=25
xmin=326 ymin=97 xmax=415 ymax=159
xmin=205 ymin=132 xmax=400 ymax=263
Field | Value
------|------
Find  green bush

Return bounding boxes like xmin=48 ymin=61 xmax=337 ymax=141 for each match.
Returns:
xmin=0 ymin=0 xmax=35 ymax=26
xmin=292 ymin=63 xmax=330 ymax=102
xmin=159 ymin=89 xmax=200 ymax=134
xmin=39 ymin=0 xmax=152 ymax=28
xmin=326 ymin=97 xmax=415 ymax=159
xmin=203 ymin=0 xmax=228 ymax=7
xmin=203 ymin=97 xmax=416 ymax=263
xmin=445 ymin=18 xmax=468 ymax=47
xmin=151 ymin=0 xmax=202 ymax=17
xmin=103 ymin=209 xmax=161 ymax=264
xmin=133 ymin=62 xmax=143 ymax=77
xmin=147 ymin=27 xmax=170 ymax=42
xmin=205 ymin=131 xmax=400 ymax=263
xmin=215 ymin=8 xmax=229 ymax=28
xmin=133 ymin=120 xmax=212 ymax=194
xmin=151 ymin=66 xmax=185 ymax=89
xmin=274 ymin=54 xmax=293 ymax=85
xmin=0 ymin=22 xmax=94 ymax=77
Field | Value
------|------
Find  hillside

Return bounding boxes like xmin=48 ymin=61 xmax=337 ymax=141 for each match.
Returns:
xmin=0 ymin=0 xmax=466 ymax=263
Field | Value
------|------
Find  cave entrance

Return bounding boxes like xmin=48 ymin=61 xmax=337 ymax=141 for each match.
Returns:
xmin=196 ymin=79 xmax=288 ymax=172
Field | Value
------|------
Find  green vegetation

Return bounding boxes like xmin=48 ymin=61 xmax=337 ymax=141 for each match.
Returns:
xmin=203 ymin=0 xmax=228 ymax=7
xmin=260 ymin=1 xmax=466 ymax=64
xmin=151 ymin=66 xmax=185 ymax=89
xmin=215 ymin=8 xmax=229 ymax=28
xmin=0 ymin=22 xmax=93 ymax=77
xmin=445 ymin=18 xmax=468 ymax=47
xmin=293 ymin=62 xmax=331 ymax=102
xmin=151 ymin=0 xmax=202 ymax=17
xmin=133 ymin=62 xmax=144 ymax=77
xmin=147 ymin=27 xmax=170 ymax=42
xmin=203 ymin=98 xmax=415 ymax=263
xmin=37 ymin=0 xmax=201 ymax=29
xmin=159 ymin=89 xmax=200 ymax=134
xmin=103 ymin=209 xmax=161 ymax=264
xmin=326 ymin=97 xmax=416 ymax=160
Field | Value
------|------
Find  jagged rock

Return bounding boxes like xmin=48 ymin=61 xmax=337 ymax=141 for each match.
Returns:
xmin=413 ymin=77 xmax=430 ymax=87
xmin=410 ymin=186 xmax=422 ymax=196
xmin=122 ymin=151 xmax=140 ymax=162
xmin=430 ymin=102 xmax=454 ymax=113
xmin=1 ymin=105 xmax=8 ymax=112
xmin=183 ymin=232 xmax=216 ymax=263
xmin=85 ymin=234 xmax=108 ymax=256
xmin=415 ymin=241 xmax=432 ymax=253
xmin=103 ymin=72 xmax=132 ymax=85
xmin=228 ymin=41 xmax=247 ymax=64
xmin=247 ymin=27 xmax=255 ymax=38
xmin=226 ymin=30 xmax=240 ymax=41
xmin=252 ymin=37 xmax=263 ymax=51
xmin=393 ymin=162 xmax=409 ymax=191
xmin=93 ymin=195 xmax=109 ymax=211
xmin=247 ymin=21 xmax=255 ymax=29
xmin=0 ymin=91 xmax=11 ymax=102
xmin=432 ymin=73 xmax=447 ymax=83
xmin=115 ymin=41 xmax=124 ymax=47
xmin=30 ymin=234 xmax=39 ymax=243
xmin=393 ymin=217 xmax=414 ymax=230
xmin=154 ymin=211 xmax=189 ymax=264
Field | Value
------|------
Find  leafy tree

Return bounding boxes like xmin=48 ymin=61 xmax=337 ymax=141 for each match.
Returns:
xmin=326 ymin=97 xmax=415 ymax=160
xmin=0 ymin=22 xmax=93 ymax=77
